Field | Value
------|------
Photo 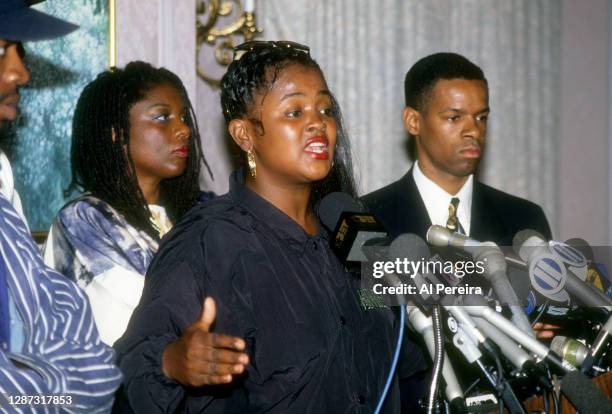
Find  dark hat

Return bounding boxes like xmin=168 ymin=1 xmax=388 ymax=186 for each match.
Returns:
xmin=0 ymin=0 xmax=78 ymax=42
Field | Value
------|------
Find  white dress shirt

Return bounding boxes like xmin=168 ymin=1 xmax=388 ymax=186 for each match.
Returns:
xmin=412 ymin=160 xmax=474 ymax=236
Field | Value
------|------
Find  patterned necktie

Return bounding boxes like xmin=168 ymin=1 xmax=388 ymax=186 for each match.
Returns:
xmin=446 ymin=197 xmax=466 ymax=235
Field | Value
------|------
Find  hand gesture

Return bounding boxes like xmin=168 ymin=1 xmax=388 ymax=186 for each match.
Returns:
xmin=162 ymin=297 xmax=249 ymax=387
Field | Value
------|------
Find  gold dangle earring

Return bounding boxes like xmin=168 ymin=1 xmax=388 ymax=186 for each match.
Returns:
xmin=247 ymin=150 xmax=257 ymax=179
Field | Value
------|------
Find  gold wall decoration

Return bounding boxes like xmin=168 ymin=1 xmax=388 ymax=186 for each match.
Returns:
xmin=196 ymin=0 xmax=262 ymax=87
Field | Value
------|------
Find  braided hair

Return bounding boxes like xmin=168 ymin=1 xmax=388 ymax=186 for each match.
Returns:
xmin=71 ymin=61 xmax=210 ymax=239
xmin=219 ymin=42 xmax=358 ymax=207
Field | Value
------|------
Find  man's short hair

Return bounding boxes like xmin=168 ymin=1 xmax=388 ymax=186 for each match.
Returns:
xmin=404 ymin=52 xmax=487 ymax=111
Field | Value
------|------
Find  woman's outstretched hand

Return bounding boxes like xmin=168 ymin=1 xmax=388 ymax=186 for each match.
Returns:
xmin=162 ymin=297 xmax=249 ymax=387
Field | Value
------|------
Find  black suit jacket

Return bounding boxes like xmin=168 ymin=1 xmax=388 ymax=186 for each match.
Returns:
xmin=361 ymin=169 xmax=552 ymax=245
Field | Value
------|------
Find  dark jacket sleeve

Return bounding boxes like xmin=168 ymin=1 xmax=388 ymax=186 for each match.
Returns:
xmin=113 ymin=207 xmax=256 ymax=413
xmin=114 ymin=258 xmax=206 ymax=413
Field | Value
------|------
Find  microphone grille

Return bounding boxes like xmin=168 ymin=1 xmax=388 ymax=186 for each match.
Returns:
xmin=317 ymin=192 xmax=363 ymax=231
xmin=512 ymin=229 xmax=545 ymax=254
xmin=550 ymin=336 xmax=566 ymax=356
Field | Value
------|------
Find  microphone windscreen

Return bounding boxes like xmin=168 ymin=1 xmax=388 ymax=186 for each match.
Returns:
xmin=317 ymin=192 xmax=363 ymax=231
xmin=389 ymin=233 xmax=430 ymax=261
xmin=512 ymin=229 xmax=545 ymax=254
xmin=560 ymin=370 xmax=612 ymax=413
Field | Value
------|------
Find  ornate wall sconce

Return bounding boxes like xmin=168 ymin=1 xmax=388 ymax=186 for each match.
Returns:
xmin=196 ymin=0 xmax=262 ymax=87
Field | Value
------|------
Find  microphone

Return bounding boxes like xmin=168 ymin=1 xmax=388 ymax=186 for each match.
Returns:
xmin=318 ymin=194 xmax=463 ymax=408
xmin=388 ymin=235 xmax=555 ymax=388
xmin=438 ymin=305 xmax=528 ymax=413
xmin=389 ymin=234 xmax=557 ymax=405
xmin=518 ymin=235 xmax=612 ymax=373
xmin=515 ymin=234 xmax=574 ymax=305
xmin=385 ymin=234 xmax=445 ymax=304
xmin=523 ymin=237 xmax=608 ymax=307
xmin=424 ymin=226 xmax=566 ymax=310
xmin=582 ymin=315 xmax=612 ymax=372
xmin=469 ymin=316 xmax=532 ymax=368
xmin=439 ymin=291 xmax=553 ymax=389
xmin=427 ymin=225 xmax=534 ymax=337
xmin=471 ymin=315 xmax=557 ymax=391
xmin=560 ymin=370 xmax=612 ymax=413
xmin=406 ymin=306 xmax=465 ymax=411
xmin=565 ymin=237 xmax=611 ymax=294
xmin=550 ymin=336 xmax=589 ymax=367
xmin=461 ymin=295 xmax=576 ymax=375
xmin=372 ymin=234 xmax=466 ymax=409
xmin=318 ymin=192 xmax=387 ymax=265
xmin=513 ymin=230 xmax=612 ymax=309
xmin=565 ymin=237 xmax=595 ymax=261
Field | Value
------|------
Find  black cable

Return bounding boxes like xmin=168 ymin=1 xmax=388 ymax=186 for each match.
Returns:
xmin=543 ymin=388 xmax=550 ymax=414
xmin=544 ymin=365 xmax=559 ymax=414
xmin=546 ymin=362 xmax=560 ymax=414
xmin=492 ymin=353 xmax=504 ymax=384
xmin=548 ymin=364 xmax=558 ymax=414
xmin=491 ymin=348 xmax=504 ymax=413
xmin=531 ymin=301 xmax=550 ymax=327
xmin=464 ymin=378 xmax=481 ymax=396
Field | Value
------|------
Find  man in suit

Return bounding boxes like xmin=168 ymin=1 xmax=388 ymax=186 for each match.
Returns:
xmin=362 ymin=52 xmax=552 ymax=244
xmin=362 ymin=52 xmax=552 ymax=412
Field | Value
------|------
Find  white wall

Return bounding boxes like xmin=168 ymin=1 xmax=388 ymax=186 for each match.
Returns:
xmin=559 ymin=0 xmax=609 ymax=244
xmin=609 ymin=0 xmax=612 ymax=245
xmin=115 ymin=0 xmax=196 ymax=109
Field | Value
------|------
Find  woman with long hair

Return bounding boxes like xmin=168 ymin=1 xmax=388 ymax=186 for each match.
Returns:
xmin=115 ymin=43 xmax=407 ymax=413
xmin=44 ymin=61 xmax=212 ymax=345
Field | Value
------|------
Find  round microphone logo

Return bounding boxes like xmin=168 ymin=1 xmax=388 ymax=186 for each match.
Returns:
xmin=529 ymin=254 xmax=567 ymax=298
xmin=549 ymin=241 xmax=588 ymax=281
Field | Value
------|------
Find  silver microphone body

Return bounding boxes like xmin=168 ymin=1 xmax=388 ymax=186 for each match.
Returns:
xmin=427 ymin=225 xmax=534 ymax=337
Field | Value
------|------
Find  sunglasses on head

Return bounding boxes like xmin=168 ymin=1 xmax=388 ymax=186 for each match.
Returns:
xmin=233 ymin=40 xmax=310 ymax=61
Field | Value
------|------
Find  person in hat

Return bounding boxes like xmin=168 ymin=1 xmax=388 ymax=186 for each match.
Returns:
xmin=0 ymin=0 xmax=80 ymax=215
xmin=0 ymin=1 xmax=121 ymax=412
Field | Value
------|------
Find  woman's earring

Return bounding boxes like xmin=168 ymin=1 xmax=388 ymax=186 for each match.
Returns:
xmin=247 ymin=150 xmax=257 ymax=179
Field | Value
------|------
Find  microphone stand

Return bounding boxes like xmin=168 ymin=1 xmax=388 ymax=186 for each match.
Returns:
xmin=448 ymin=309 xmax=526 ymax=414
xmin=406 ymin=305 xmax=465 ymax=413
xmin=427 ymin=304 xmax=444 ymax=414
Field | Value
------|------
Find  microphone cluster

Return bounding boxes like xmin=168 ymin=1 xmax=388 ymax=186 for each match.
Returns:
xmin=318 ymin=192 xmax=612 ymax=414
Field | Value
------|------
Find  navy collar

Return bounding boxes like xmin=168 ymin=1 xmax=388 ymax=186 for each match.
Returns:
xmin=228 ymin=170 xmax=328 ymax=253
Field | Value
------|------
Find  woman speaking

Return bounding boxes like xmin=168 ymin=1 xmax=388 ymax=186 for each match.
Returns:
xmin=115 ymin=42 xmax=416 ymax=413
